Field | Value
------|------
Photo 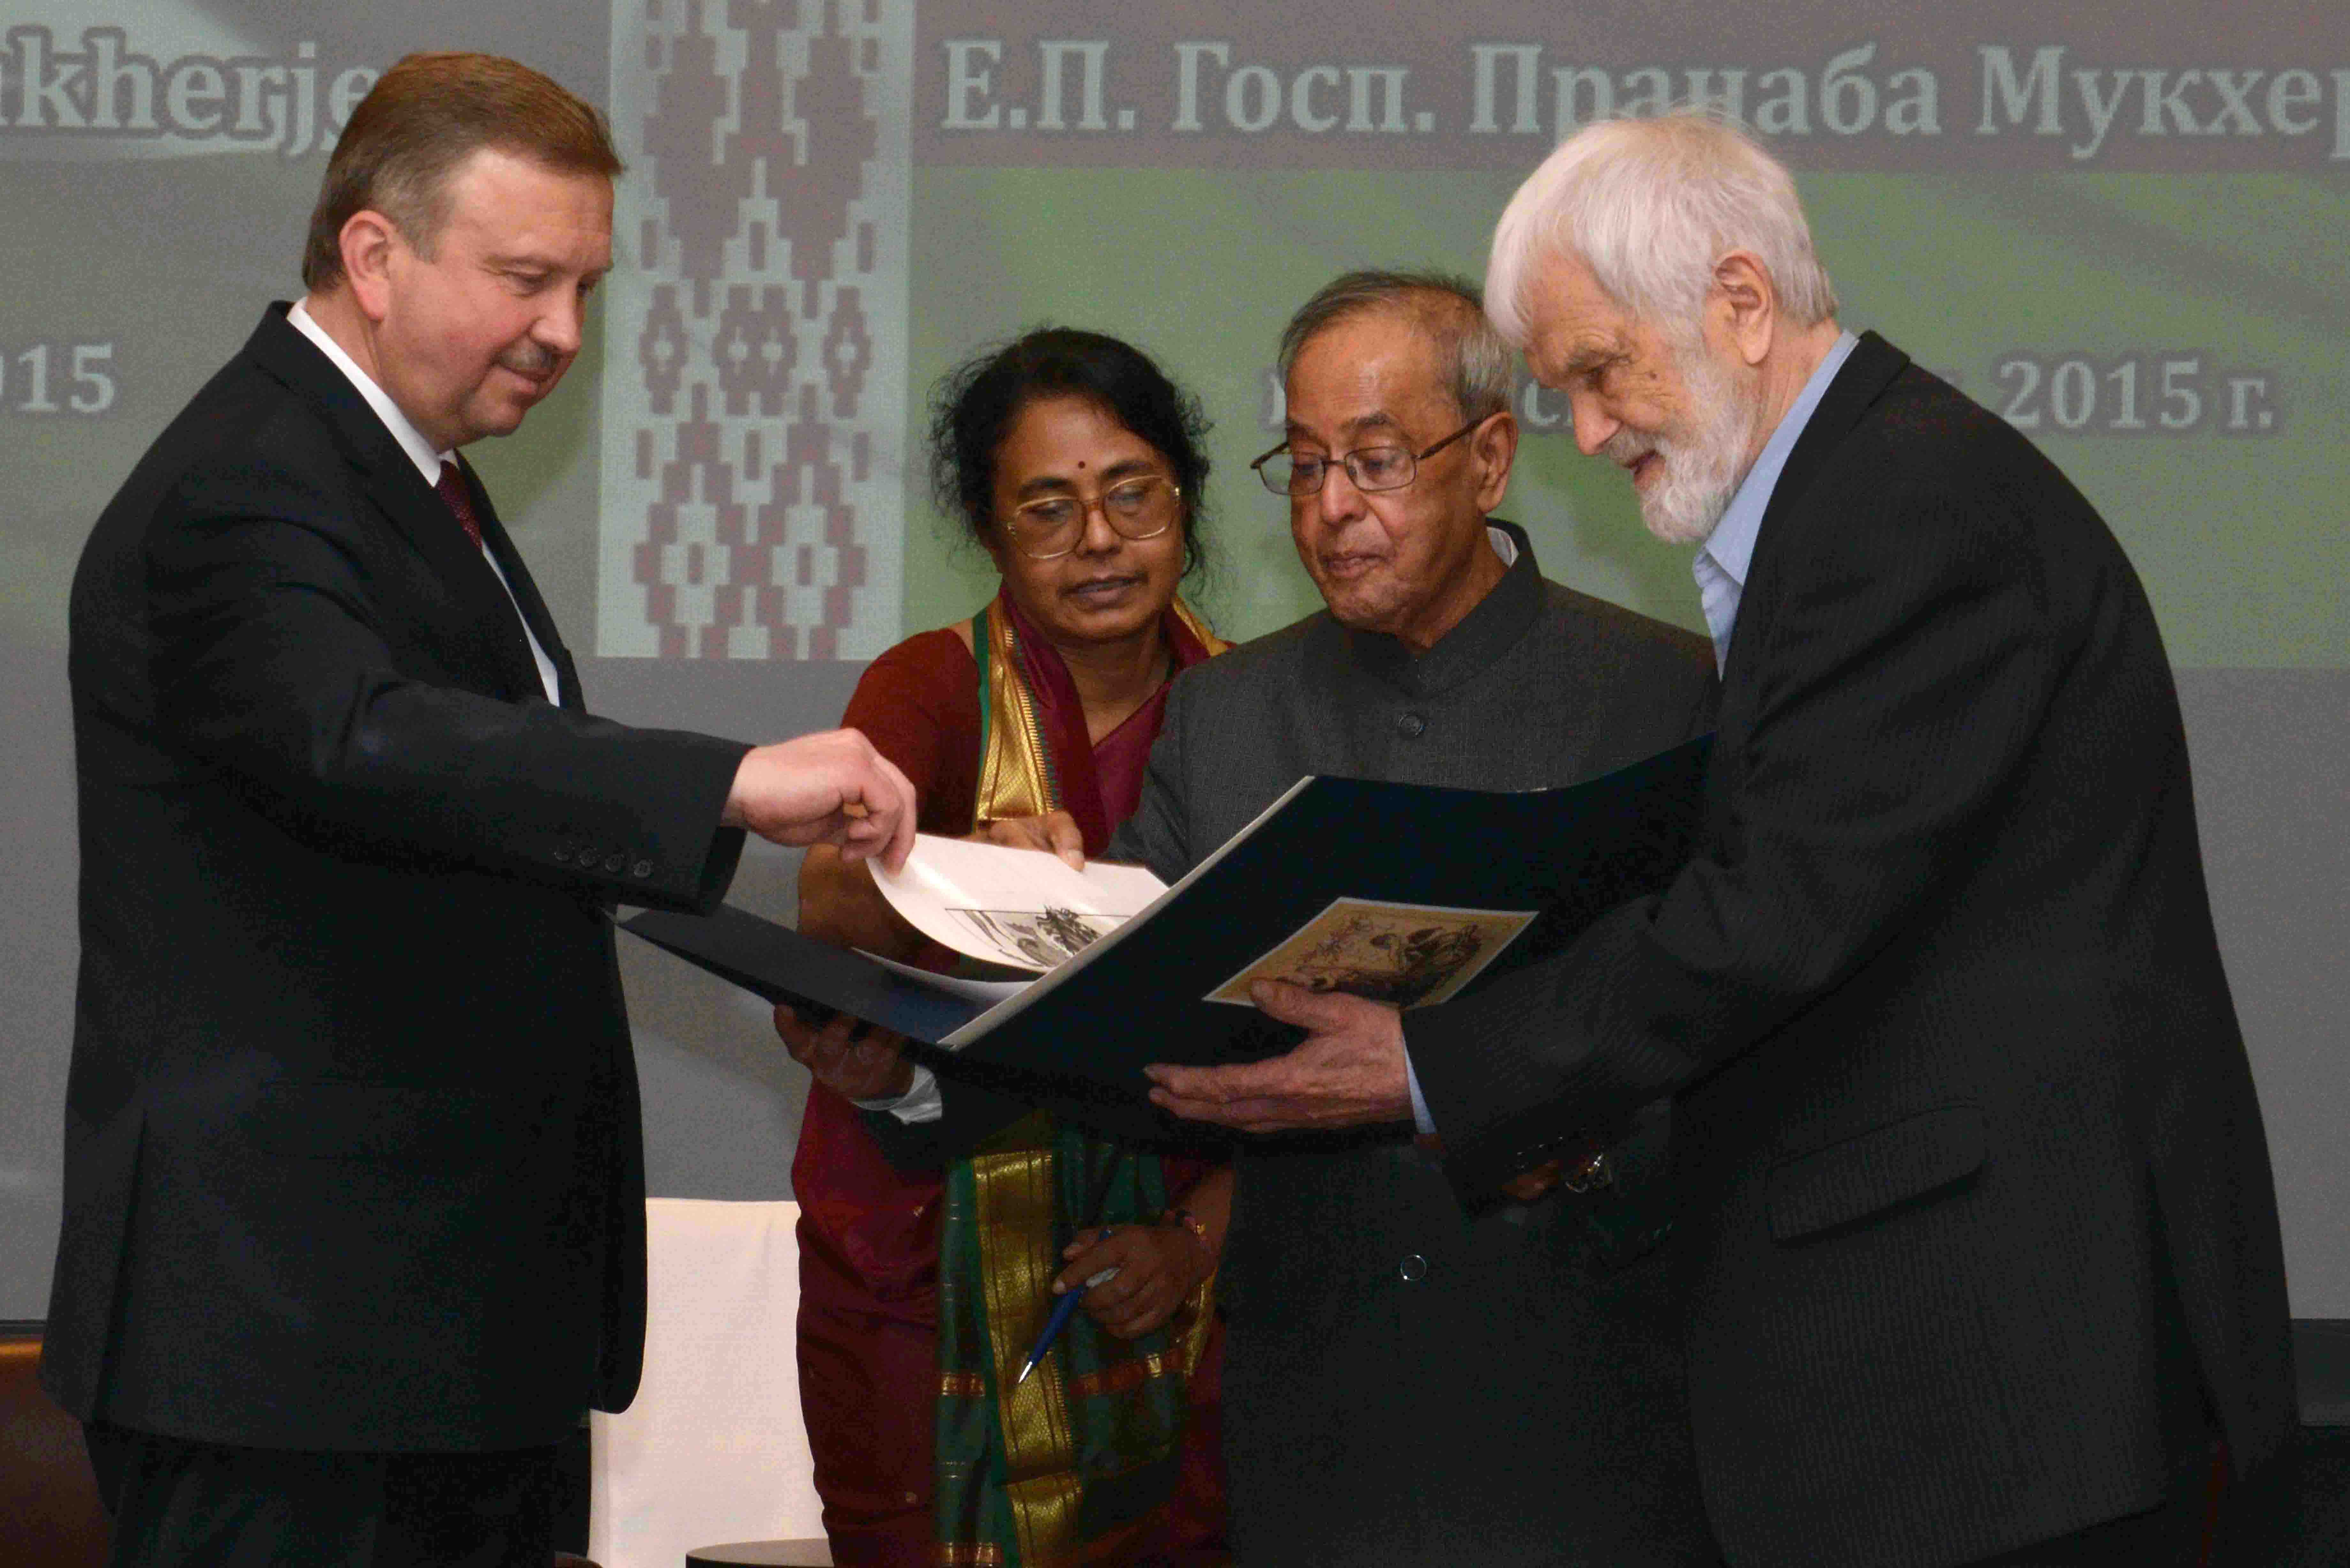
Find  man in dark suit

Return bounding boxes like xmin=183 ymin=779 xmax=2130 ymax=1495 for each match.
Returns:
xmin=1148 ymin=117 xmax=2296 ymax=1567
xmin=45 ymin=53 xmax=913 ymax=1567
xmin=845 ymin=272 xmax=1721 ymax=1565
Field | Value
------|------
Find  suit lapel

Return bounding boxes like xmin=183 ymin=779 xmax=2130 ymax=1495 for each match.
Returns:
xmin=1720 ymin=332 xmax=1912 ymax=695
xmin=244 ymin=306 xmax=549 ymax=702
xmin=1753 ymin=331 xmax=1910 ymax=548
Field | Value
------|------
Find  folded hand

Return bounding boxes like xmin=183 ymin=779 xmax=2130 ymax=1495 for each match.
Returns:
xmin=1053 ymin=1221 xmax=1215 ymax=1340
xmin=724 ymin=728 xmax=918 ymax=871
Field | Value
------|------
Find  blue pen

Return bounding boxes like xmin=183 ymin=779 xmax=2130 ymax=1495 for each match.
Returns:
xmin=1014 ymin=1262 xmax=1121 ymax=1386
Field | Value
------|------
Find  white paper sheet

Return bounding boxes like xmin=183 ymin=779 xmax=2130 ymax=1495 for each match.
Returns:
xmin=870 ymin=834 xmax=1168 ymax=971
xmin=860 ymin=947 xmax=1032 ymax=1002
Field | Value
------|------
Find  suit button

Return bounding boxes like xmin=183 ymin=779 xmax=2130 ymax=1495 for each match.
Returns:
xmin=1396 ymin=711 xmax=1426 ymax=738
xmin=1398 ymin=1254 xmax=1427 ymax=1282
xmin=632 ymin=859 xmax=653 ymax=878
xmin=603 ymin=854 xmax=626 ymax=873
xmin=552 ymin=847 xmax=572 ymax=864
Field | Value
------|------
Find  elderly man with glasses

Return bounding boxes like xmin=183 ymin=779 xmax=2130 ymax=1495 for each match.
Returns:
xmin=1077 ymin=269 xmax=1724 ymax=1565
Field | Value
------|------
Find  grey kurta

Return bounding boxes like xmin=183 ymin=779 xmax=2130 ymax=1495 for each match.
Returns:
xmin=1105 ymin=524 xmax=1722 ymax=1566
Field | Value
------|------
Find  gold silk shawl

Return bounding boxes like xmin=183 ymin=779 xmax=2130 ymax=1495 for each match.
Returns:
xmin=973 ymin=593 xmax=1226 ymax=828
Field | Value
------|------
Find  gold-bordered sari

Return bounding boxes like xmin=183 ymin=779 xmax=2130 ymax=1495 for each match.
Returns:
xmin=934 ymin=590 xmax=1224 ymax=1567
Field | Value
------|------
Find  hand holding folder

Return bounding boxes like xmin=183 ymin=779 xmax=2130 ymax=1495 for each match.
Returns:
xmin=1141 ymin=977 xmax=1414 ymax=1135
xmin=623 ymin=735 xmax=1712 ymax=1159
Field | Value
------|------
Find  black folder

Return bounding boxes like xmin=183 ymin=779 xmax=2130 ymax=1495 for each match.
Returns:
xmin=623 ymin=903 xmax=993 ymax=1043
xmin=622 ymin=735 xmax=1710 ymax=1149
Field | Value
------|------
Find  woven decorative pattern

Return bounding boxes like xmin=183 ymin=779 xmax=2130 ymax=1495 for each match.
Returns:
xmin=600 ymin=0 xmax=912 ymax=660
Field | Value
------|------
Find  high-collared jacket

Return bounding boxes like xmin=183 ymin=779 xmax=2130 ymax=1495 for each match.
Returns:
xmin=1104 ymin=524 xmax=1721 ymax=1567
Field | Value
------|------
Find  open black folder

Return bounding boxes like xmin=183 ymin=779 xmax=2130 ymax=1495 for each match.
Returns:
xmin=623 ymin=735 xmax=1710 ymax=1150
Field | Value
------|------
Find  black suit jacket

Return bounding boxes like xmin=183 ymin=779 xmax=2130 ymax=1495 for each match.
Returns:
xmin=44 ymin=305 xmax=752 ymax=1453
xmin=1410 ymin=334 xmax=2296 ymax=1567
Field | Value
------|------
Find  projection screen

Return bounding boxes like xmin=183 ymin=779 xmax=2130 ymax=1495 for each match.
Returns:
xmin=1 ymin=2 xmax=2342 ymax=1328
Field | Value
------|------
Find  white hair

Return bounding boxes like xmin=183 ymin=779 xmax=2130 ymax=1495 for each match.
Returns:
xmin=1485 ymin=109 xmax=1838 ymax=347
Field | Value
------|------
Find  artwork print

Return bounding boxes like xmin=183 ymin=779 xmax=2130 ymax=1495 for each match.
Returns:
xmin=947 ymin=905 xmax=1123 ymax=969
xmin=1206 ymin=898 xmax=1536 ymax=1009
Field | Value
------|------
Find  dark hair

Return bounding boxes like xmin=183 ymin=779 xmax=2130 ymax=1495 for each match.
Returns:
xmin=929 ymin=328 xmax=1213 ymax=577
xmin=303 ymin=52 xmax=623 ymax=292
xmin=1278 ymin=269 xmax=1513 ymax=422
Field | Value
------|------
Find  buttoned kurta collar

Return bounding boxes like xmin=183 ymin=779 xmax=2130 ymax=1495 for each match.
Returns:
xmin=1348 ymin=521 xmax=1543 ymax=698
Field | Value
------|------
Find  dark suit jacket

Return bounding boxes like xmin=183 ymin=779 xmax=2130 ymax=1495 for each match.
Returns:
xmin=1410 ymin=335 xmax=2297 ymax=1567
xmin=44 ymin=305 xmax=752 ymax=1453
xmin=871 ymin=531 xmax=1723 ymax=1566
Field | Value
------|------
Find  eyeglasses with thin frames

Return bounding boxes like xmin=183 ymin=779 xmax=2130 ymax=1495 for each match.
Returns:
xmin=1249 ymin=415 xmax=1489 ymax=497
xmin=1003 ymin=473 xmax=1183 ymax=560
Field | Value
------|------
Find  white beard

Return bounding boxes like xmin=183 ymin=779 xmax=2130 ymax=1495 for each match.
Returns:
xmin=1603 ymin=343 xmax=1765 ymax=546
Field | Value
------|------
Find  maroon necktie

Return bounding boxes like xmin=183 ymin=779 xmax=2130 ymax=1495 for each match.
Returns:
xmin=436 ymin=459 xmax=484 ymax=549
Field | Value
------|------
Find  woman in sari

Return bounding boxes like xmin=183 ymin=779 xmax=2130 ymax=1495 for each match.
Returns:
xmin=778 ymin=328 xmax=1231 ymax=1566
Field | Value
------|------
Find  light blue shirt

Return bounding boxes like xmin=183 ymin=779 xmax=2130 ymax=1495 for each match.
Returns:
xmin=1692 ymin=331 xmax=1859 ymax=672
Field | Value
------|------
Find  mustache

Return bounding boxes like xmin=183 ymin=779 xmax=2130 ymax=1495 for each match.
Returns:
xmin=1600 ymin=428 xmax=1656 ymax=466
xmin=496 ymin=341 xmax=562 ymax=377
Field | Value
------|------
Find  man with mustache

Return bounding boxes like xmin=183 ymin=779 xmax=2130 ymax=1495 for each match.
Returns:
xmin=1151 ymin=114 xmax=2295 ymax=1566
xmin=46 ymin=52 xmax=914 ymax=1567
xmin=901 ymin=270 xmax=1721 ymax=1564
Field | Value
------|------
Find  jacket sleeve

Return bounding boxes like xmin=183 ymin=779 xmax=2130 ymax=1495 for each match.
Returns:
xmin=1409 ymin=457 xmax=2068 ymax=1199
xmin=144 ymin=462 xmax=750 ymax=912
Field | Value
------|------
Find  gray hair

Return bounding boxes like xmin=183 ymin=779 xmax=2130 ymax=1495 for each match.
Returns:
xmin=1485 ymin=110 xmax=1838 ymax=348
xmin=1277 ymin=269 xmax=1514 ymax=422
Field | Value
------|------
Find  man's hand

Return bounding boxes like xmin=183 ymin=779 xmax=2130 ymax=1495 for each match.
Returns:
xmin=723 ymin=728 xmax=917 ymax=871
xmin=773 ymin=1004 xmax=914 ymax=1101
xmin=1143 ymin=980 xmax=1412 ymax=1133
xmin=970 ymin=809 xmax=1086 ymax=871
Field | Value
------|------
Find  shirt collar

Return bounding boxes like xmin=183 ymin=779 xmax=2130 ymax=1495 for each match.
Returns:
xmin=287 ymin=298 xmax=451 ymax=486
xmin=1698 ymin=329 xmax=1859 ymax=591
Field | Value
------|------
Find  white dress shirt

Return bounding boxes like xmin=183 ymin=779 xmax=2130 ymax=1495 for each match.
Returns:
xmin=286 ymin=300 xmax=560 ymax=704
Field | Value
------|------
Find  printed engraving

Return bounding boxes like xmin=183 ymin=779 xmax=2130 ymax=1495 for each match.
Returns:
xmin=947 ymin=906 xmax=1119 ymax=969
xmin=1207 ymin=898 xmax=1536 ymax=1009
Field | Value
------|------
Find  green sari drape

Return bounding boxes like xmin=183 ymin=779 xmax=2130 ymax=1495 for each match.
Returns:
xmin=932 ymin=594 xmax=1221 ymax=1567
